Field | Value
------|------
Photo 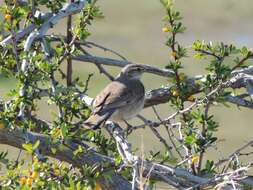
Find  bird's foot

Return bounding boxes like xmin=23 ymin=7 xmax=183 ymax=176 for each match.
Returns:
xmin=124 ymin=120 xmax=134 ymax=136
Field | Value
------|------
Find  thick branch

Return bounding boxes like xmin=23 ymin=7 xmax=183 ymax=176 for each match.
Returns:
xmin=73 ymin=54 xmax=253 ymax=109
xmin=0 ymin=125 xmax=210 ymax=189
xmin=0 ymin=127 xmax=131 ymax=190
xmin=144 ymin=72 xmax=253 ymax=108
xmin=105 ymin=122 xmax=253 ymax=189
xmin=0 ymin=112 xmax=252 ymax=189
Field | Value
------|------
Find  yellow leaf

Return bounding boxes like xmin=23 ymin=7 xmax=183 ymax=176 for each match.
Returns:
xmin=191 ymin=155 xmax=199 ymax=164
xmin=162 ymin=26 xmax=171 ymax=33
xmin=193 ymin=53 xmax=204 ymax=60
xmin=187 ymin=95 xmax=196 ymax=102
xmin=94 ymin=182 xmax=102 ymax=190
xmin=26 ymin=177 xmax=33 ymax=186
xmin=54 ymin=169 xmax=60 ymax=176
xmin=178 ymin=73 xmax=185 ymax=81
xmin=171 ymin=90 xmax=179 ymax=97
xmin=171 ymin=51 xmax=177 ymax=58
xmin=4 ymin=14 xmax=12 ymax=21
xmin=0 ymin=122 xmax=5 ymax=129
xmin=19 ymin=177 xmax=26 ymax=185
xmin=30 ymin=171 xmax=38 ymax=179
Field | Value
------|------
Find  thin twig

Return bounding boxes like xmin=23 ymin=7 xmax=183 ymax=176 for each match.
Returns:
xmin=66 ymin=1 xmax=74 ymax=86
xmin=137 ymin=115 xmax=173 ymax=156
xmin=214 ymin=140 xmax=253 ymax=168
xmin=152 ymin=106 xmax=183 ymax=159
xmin=197 ymin=102 xmax=211 ymax=173
xmin=84 ymin=41 xmax=127 ymax=61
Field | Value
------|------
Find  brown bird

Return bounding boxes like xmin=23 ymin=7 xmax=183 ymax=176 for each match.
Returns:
xmin=84 ymin=64 xmax=162 ymax=129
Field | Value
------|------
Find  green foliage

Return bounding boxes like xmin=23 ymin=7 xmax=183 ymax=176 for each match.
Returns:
xmin=74 ymin=2 xmax=104 ymax=40
xmin=0 ymin=0 xmax=118 ymax=189
xmin=0 ymin=155 xmax=102 ymax=189
xmin=22 ymin=140 xmax=40 ymax=154
xmin=0 ymin=0 xmax=251 ymax=189
xmin=37 ymin=0 xmax=67 ymax=12
xmin=161 ymin=0 xmax=252 ymax=178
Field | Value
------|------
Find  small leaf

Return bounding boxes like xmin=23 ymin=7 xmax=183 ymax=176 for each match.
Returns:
xmin=73 ymin=145 xmax=84 ymax=156
xmin=191 ymin=155 xmax=199 ymax=164
xmin=185 ymin=135 xmax=196 ymax=145
xmin=94 ymin=182 xmax=102 ymax=190
xmin=76 ymin=181 xmax=81 ymax=190
xmin=51 ymin=148 xmax=57 ymax=154
xmin=194 ymin=53 xmax=204 ymax=60
xmin=33 ymin=140 xmax=40 ymax=150
xmin=22 ymin=143 xmax=33 ymax=154
xmin=241 ymin=46 xmax=249 ymax=57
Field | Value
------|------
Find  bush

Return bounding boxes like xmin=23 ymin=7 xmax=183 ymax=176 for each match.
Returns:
xmin=0 ymin=0 xmax=252 ymax=189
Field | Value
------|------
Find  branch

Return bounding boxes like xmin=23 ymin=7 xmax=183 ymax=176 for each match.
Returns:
xmin=215 ymin=140 xmax=253 ymax=168
xmin=0 ymin=127 xmax=132 ymax=190
xmin=72 ymin=54 xmax=175 ymax=78
xmin=16 ymin=0 xmax=28 ymax=6
xmin=0 ymin=108 xmax=252 ymax=189
xmin=225 ymin=95 xmax=253 ymax=109
xmin=0 ymin=121 xmax=206 ymax=189
xmin=0 ymin=13 xmax=53 ymax=46
xmin=104 ymin=122 xmax=253 ymax=189
xmin=84 ymin=41 xmax=127 ymax=61
xmin=72 ymin=52 xmax=253 ymax=109
xmin=144 ymin=71 xmax=253 ymax=108
xmin=18 ymin=0 xmax=90 ymax=118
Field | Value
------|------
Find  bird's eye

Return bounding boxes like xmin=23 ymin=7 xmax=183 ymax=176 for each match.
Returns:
xmin=137 ymin=68 xmax=141 ymax=71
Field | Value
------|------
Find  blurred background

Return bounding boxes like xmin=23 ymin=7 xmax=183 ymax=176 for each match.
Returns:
xmin=0 ymin=0 xmax=253 ymax=188
xmin=85 ymin=0 xmax=253 ymax=157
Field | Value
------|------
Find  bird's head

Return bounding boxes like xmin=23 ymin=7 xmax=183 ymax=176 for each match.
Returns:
xmin=119 ymin=64 xmax=146 ymax=80
xmin=118 ymin=64 xmax=168 ymax=80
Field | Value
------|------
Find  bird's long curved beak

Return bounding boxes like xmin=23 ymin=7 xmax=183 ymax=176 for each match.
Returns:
xmin=141 ymin=64 xmax=175 ymax=78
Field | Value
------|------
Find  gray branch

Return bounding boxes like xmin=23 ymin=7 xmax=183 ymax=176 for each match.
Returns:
xmin=0 ymin=13 xmax=53 ymax=46
xmin=73 ymin=54 xmax=175 ymax=78
xmin=18 ymin=0 xmax=89 ymax=118
xmin=0 ymin=127 xmax=132 ymax=190
xmin=104 ymin=121 xmax=253 ymax=189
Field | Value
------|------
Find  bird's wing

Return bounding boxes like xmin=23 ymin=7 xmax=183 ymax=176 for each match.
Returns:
xmin=84 ymin=80 xmax=144 ymax=129
xmin=83 ymin=80 xmax=134 ymax=129
xmin=93 ymin=80 xmax=138 ymax=114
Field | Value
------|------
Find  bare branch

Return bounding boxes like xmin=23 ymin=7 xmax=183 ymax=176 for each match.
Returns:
xmin=137 ymin=115 xmax=173 ymax=156
xmin=72 ymin=54 xmax=175 ymax=78
xmin=215 ymin=140 xmax=253 ymax=168
xmin=84 ymin=41 xmax=127 ymax=61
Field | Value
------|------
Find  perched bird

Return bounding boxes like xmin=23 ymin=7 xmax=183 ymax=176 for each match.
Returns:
xmin=84 ymin=64 xmax=162 ymax=129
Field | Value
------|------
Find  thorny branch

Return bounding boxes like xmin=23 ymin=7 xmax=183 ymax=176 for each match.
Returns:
xmin=0 ymin=0 xmax=253 ymax=189
xmin=80 ymin=73 xmax=253 ymax=189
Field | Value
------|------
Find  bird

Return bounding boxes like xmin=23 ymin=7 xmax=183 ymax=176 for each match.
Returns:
xmin=83 ymin=64 xmax=161 ymax=129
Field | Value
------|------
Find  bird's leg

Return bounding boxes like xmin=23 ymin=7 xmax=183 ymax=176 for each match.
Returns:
xmin=124 ymin=120 xmax=134 ymax=136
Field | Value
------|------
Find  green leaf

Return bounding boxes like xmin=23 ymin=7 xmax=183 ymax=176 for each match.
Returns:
xmin=241 ymin=46 xmax=249 ymax=57
xmin=194 ymin=53 xmax=204 ymax=60
xmin=51 ymin=147 xmax=57 ymax=154
xmin=22 ymin=143 xmax=33 ymax=154
xmin=115 ymin=154 xmax=122 ymax=166
xmin=192 ymin=40 xmax=204 ymax=50
xmin=33 ymin=140 xmax=40 ymax=150
xmin=73 ymin=145 xmax=84 ymax=156
xmin=69 ymin=178 xmax=75 ymax=190
xmin=185 ymin=135 xmax=197 ymax=145
xmin=160 ymin=0 xmax=174 ymax=8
